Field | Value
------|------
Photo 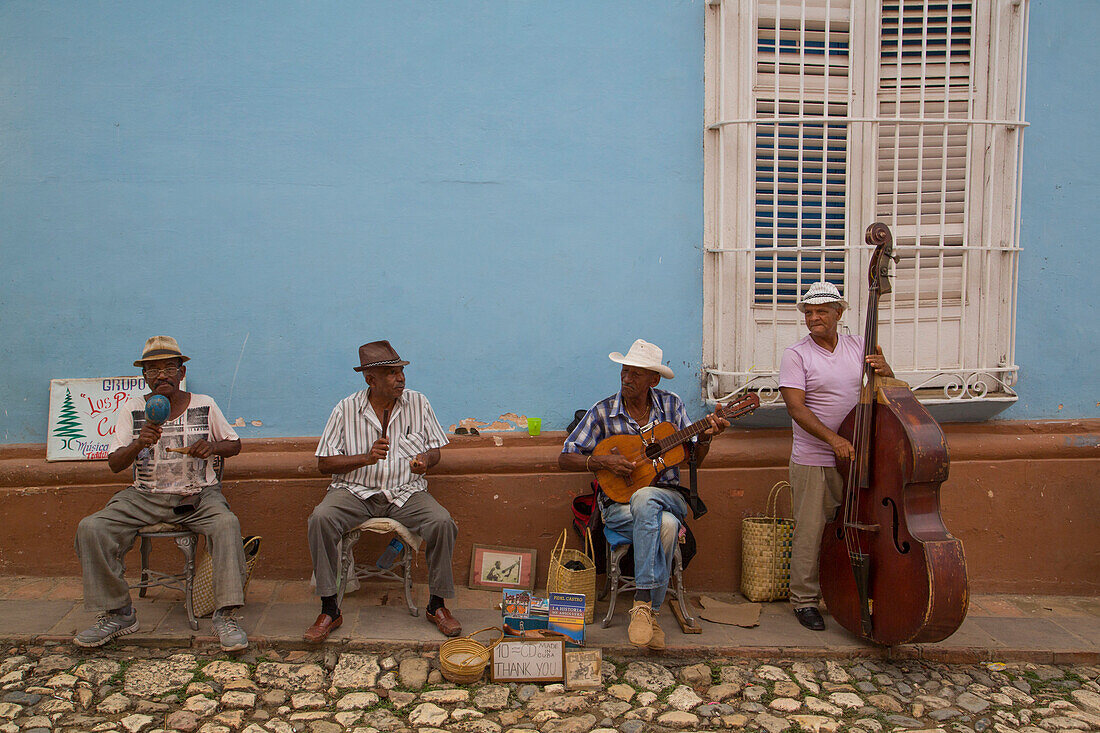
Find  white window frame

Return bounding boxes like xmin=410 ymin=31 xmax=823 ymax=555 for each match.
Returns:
xmin=703 ymin=0 xmax=1029 ymax=424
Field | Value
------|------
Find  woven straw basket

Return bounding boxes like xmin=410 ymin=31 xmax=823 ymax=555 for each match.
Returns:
xmin=546 ymin=528 xmax=596 ymax=624
xmin=740 ymin=482 xmax=795 ymax=602
xmin=440 ymin=626 xmax=503 ymax=684
xmin=192 ymin=536 xmax=261 ymax=618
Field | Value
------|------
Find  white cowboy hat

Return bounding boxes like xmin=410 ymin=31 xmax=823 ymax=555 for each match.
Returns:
xmin=609 ymin=339 xmax=674 ymax=379
xmin=797 ymin=281 xmax=849 ymax=313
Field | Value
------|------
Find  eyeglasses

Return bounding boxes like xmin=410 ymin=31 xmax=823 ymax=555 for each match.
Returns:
xmin=143 ymin=365 xmax=181 ymax=377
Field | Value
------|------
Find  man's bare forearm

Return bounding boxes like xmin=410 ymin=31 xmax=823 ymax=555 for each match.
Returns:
xmin=420 ymin=448 xmax=441 ymax=470
xmin=213 ymin=439 xmax=241 ymax=458
xmin=108 ymin=443 xmax=144 ymax=473
xmin=318 ymin=454 xmax=372 ymax=475
xmin=782 ymin=395 xmax=842 ymax=447
xmin=559 ymin=452 xmax=590 ymax=472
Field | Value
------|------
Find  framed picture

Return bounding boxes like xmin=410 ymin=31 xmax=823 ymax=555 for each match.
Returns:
xmin=469 ymin=544 xmax=537 ymax=591
xmin=565 ymin=649 xmax=602 ymax=690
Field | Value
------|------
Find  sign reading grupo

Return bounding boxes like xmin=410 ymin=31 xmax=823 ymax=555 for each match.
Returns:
xmin=46 ymin=377 xmax=180 ymax=462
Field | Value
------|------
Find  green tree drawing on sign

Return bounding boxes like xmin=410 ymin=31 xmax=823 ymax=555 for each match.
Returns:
xmin=55 ymin=388 xmax=84 ymax=449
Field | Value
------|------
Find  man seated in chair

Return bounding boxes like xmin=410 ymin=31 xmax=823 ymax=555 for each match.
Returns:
xmin=74 ymin=336 xmax=248 ymax=651
xmin=558 ymin=339 xmax=729 ymax=649
xmin=305 ymin=340 xmax=459 ymax=642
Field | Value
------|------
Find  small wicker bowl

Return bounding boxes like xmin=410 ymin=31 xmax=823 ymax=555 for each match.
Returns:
xmin=439 ymin=626 xmax=503 ymax=684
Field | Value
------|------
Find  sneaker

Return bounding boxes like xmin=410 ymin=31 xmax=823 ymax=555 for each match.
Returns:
xmin=212 ymin=608 xmax=248 ymax=652
xmin=74 ymin=609 xmax=138 ymax=648
xmin=627 ymin=601 xmax=655 ymax=647
xmin=647 ymin=613 xmax=666 ymax=650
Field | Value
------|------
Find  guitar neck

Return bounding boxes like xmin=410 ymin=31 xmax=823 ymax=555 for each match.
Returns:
xmin=653 ymin=399 xmax=755 ymax=454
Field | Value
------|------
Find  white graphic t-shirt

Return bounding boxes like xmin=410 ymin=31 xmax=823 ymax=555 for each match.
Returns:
xmin=109 ymin=393 xmax=239 ymax=496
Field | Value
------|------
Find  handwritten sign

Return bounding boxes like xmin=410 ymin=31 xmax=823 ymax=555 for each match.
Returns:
xmin=45 ymin=377 xmax=182 ymax=462
xmin=490 ymin=639 xmax=564 ymax=683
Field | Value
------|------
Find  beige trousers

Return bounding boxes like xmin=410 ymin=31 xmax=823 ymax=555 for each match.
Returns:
xmin=307 ymin=488 xmax=457 ymax=599
xmin=788 ymin=461 xmax=844 ymax=608
xmin=75 ymin=485 xmax=246 ymax=612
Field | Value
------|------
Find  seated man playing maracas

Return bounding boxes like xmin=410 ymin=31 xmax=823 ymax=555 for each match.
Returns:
xmin=73 ymin=336 xmax=249 ymax=651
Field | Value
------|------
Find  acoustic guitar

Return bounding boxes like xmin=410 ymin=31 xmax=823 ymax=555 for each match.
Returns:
xmin=592 ymin=393 xmax=760 ymax=503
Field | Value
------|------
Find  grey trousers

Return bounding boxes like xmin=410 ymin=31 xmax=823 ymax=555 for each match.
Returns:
xmin=788 ymin=461 xmax=845 ymax=608
xmin=308 ymin=488 xmax=457 ymax=599
xmin=75 ymin=485 xmax=247 ymax=613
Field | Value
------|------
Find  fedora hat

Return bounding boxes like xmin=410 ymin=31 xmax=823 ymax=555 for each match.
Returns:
xmin=133 ymin=336 xmax=190 ymax=367
xmin=797 ymin=281 xmax=849 ymax=312
xmin=609 ymin=339 xmax=674 ymax=379
xmin=354 ymin=340 xmax=410 ymax=372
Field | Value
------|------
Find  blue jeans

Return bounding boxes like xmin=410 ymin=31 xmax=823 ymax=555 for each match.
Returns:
xmin=600 ymin=486 xmax=687 ymax=609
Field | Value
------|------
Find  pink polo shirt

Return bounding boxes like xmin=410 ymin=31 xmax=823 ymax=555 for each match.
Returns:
xmin=779 ymin=333 xmax=865 ymax=467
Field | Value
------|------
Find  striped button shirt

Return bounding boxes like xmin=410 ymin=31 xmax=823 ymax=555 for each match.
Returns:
xmin=315 ymin=388 xmax=449 ymax=507
xmin=561 ymin=387 xmax=692 ymax=487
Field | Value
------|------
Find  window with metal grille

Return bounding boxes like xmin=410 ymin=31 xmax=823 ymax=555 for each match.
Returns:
xmin=703 ymin=0 xmax=1028 ymax=423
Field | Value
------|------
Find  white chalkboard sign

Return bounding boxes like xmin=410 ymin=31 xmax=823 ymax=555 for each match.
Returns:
xmin=490 ymin=639 xmax=564 ymax=683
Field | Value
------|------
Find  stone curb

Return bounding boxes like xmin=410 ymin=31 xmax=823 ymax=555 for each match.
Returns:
xmin=10 ymin=633 xmax=1098 ymax=665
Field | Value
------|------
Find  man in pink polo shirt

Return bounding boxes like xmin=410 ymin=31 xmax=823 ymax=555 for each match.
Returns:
xmin=778 ymin=282 xmax=893 ymax=631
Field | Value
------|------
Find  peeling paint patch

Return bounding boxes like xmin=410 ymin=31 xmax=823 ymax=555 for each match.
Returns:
xmin=232 ymin=417 xmax=263 ymax=427
xmin=493 ymin=436 xmax=503 ymax=447
xmin=447 ymin=413 xmax=529 ymax=433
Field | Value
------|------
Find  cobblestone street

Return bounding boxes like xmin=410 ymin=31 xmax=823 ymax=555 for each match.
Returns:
xmin=1 ymin=642 xmax=1098 ymax=733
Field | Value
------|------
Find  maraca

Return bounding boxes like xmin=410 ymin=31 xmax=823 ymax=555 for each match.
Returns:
xmin=145 ymin=394 xmax=171 ymax=425
xmin=144 ymin=395 xmax=191 ymax=454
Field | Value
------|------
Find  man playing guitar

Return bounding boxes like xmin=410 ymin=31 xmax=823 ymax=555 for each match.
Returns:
xmin=558 ymin=339 xmax=729 ymax=649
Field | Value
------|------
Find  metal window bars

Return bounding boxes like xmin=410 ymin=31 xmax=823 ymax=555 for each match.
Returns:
xmin=703 ymin=0 xmax=1028 ymax=422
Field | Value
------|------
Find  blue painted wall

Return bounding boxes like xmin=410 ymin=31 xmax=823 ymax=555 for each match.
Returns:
xmin=0 ymin=1 xmax=705 ymax=442
xmin=1 ymin=1 xmax=1095 ymax=443
xmin=1012 ymin=0 xmax=1100 ymax=419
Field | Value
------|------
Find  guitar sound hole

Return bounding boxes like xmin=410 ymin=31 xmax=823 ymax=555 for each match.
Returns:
xmin=644 ymin=443 xmax=662 ymax=460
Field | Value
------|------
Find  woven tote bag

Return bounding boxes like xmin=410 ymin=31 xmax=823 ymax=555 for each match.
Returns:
xmin=192 ymin=535 xmax=261 ymax=618
xmin=546 ymin=527 xmax=597 ymax=624
xmin=740 ymin=482 xmax=795 ymax=602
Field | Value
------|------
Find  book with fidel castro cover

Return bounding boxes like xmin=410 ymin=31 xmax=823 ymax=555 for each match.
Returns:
xmin=548 ymin=591 xmax=586 ymax=647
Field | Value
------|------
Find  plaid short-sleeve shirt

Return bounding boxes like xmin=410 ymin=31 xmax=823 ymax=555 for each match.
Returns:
xmin=561 ymin=387 xmax=692 ymax=486
xmin=315 ymin=388 xmax=449 ymax=507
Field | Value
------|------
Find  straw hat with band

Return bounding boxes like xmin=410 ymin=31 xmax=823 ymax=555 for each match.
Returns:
xmin=797 ymin=281 xmax=849 ymax=313
xmin=134 ymin=336 xmax=190 ymax=367
xmin=609 ymin=339 xmax=674 ymax=379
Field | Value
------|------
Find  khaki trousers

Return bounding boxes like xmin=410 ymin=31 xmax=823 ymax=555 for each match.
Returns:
xmin=307 ymin=488 xmax=457 ymax=599
xmin=75 ymin=485 xmax=246 ymax=612
xmin=788 ymin=461 xmax=845 ymax=608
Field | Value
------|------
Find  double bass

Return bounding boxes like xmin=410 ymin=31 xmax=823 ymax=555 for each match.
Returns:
xmin=818 ymin=222 xmax=969 ymax=645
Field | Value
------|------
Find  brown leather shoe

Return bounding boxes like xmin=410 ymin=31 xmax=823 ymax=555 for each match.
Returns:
xmin=426 ymin=606 xmax=462 ymax=637
xmin=303 ymin=612 xmax=342 ymax=643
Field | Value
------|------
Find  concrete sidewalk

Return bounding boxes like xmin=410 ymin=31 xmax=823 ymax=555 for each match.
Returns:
xmin=0 ymin=576 xmax=1096 ymax=664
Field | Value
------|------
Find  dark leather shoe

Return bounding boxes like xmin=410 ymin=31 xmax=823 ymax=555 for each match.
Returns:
xmin=303 ymin=612 xmax=342 ymax=643
xmin=794 ymin=606 xmax=826 ymax=631
xmin=426 ymin=606 xmax=462 ymax=637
